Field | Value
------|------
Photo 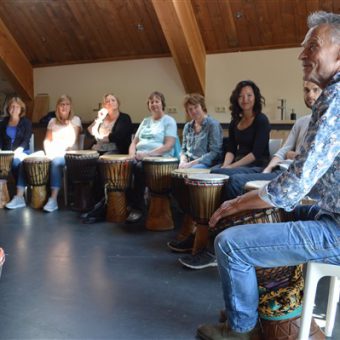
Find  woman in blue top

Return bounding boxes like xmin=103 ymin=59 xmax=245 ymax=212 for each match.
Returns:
xmin=127 ymin=91 xmax=177 ymax=222
xmin=180 ymin=93 xmax=223 ymax=169
xmin=0 ymin=97 xmax=32 ymax=199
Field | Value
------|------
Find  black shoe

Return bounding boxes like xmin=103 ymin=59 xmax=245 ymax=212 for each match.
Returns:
xmin=167 ymin=234 xmax=195 ymax=253
xmin=81 ymin=198 xmax=106 ymax=220
xmin=179 ymin=249 xmax=217 ymax=270
xmin=82 ymin=215 xmax=106 ymax=224
xmin=80 ymin=198 xmax=106 ymax=219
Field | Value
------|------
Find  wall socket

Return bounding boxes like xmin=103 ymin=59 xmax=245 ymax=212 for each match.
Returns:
xmin=167 ymin=106 xmax=177 ymax=114
xmin=215 ymin=106 xmax=226 ymax=113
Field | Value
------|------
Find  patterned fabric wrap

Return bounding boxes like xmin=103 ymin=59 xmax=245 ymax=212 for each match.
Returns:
xmin=214 ymin=209 xmax=303 ymax=320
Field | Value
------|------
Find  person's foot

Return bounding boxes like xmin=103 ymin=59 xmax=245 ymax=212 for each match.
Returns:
xmin=178 ymin=249 xmax=217 ymax=269
xmin=5 ymin=195 xmax=26 ymax=209
xmin=80 ymin=199 xmax=106 ymax=220
xmin=43 ymin=198 xmax=58 ymax=212
xmin=126 ymin=209 xmax=143 ymax=223
xmin=197 ymin=322 xmax=261 ymax=340
xmin=167 ymin=234 xmax=195 ymax=253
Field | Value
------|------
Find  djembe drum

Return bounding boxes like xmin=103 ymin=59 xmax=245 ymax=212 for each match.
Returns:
xmin=24 ymin=156 xmax=51 ymax=209
xmin=214 ymin=209 xmax=324 ymax=340
xmin=171 ymin=168 xmax=210 ymax=240
xmin=98 ymin=154 xmax=133 ymax=223
xmin=0 ymin=151 xmax=14 ymax=208
xmin=64 ymin=150 xmax=99 ymax=212
xmin=185 ymin=173 xmax=228 ymax=254
xmin=143 ymin=157 xmax=179 ymax=231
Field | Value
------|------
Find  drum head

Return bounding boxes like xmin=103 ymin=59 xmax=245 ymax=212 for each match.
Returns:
xmin=99 ymin=154 xmax=132 ymax=162
xmin=66 ymin=150 xmax=99 ymax=156
xmin=0 ymin=151 xmax=14 ymax=156
xmin=143 ymin=156 xmax=178 ymax=163
xmin=171 ymin=168 xmax=210 ymax=178
xmin=186 ymin=173 xmax=229 ymax=184
xmin=24 ymin=156 xmax=50 ymax=163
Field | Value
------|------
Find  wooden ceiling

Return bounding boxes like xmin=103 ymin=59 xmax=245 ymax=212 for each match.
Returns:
xmin=0 ymin=0 xmax=338 ymax=68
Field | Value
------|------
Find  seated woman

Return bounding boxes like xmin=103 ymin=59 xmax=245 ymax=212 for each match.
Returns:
xmin=176 ymin=81 xmax=270 ymax=269
xmin=211 ymin=80 xmax=270 ymax=176
xmin=81 ymin=94 xmax=133 ymax=223
xmin=42 ymin=94 xmax=82 ymax=212
xmin=179 ymin=94 xmax=223 ymax=169
xmin=87 ymin=93 xmax=133 ymax=155
xmin=1 ymin=97 xmax=32 ymax=209
xmin=127 ymin=91 xmax=177 ymax=223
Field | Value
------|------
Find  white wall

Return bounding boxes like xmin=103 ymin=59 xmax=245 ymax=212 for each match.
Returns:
xmin=34 ymin=47 xmax=309 ymax=124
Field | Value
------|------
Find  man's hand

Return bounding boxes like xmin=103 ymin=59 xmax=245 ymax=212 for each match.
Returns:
xmin=209 ymin=197 xmax=240 ymax=228
xmin=286 ymin=151 xmax=298 ymax=160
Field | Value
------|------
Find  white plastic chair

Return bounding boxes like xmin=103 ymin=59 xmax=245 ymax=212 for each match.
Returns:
xmin=269 ymin=138 xmax=283 ymax=158
xmin=29 ymin=134 xmax=34 ymax=153
xmin=298 ymin=262 xmax=340 ymax=340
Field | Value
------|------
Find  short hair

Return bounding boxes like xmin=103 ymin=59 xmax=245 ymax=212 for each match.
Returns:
xmin=147 ymin=91 xmax=166 ymax=110
xmin=229 ymin=80 xmax=265 ymax=122
xmin=6 ymin=97 xmax=26 ymax=117
xmin=55 ymin=94 xmax=73 ymax=123
xmin=102 ymin=93 xmax=120 ymax=108
xmin=183 ymin=93 xmax=207 ymax=113
xmin=307 ymin=11 xmax=340 ymax=43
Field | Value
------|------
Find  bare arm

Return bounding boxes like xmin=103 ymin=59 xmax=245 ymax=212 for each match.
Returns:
xmin=209 ymin=190 xmax=272 ymax=228
xmin=222 ymin=152 xmax=235 ymax=167
xmin=262 ymin=156 xmax=282 ymax=173
xmin=128 ymin=136 xmax=139 ymax=157
xmin=225 ymin=152 xmax=256 ymax=168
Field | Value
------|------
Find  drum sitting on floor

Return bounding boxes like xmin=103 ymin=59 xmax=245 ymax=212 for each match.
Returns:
xmin=24 ymin=156 xmax=51 ymax=209
xmin=64 ymin=150 xmax=99 ymax=212
xmin=171 ymin=168 xmax=210 ymax=240
xmin=185 ymin=173 xmax=228 ymax=254
xmin=143 ymin=156 xmax=179 ymax=231
xmin=214 ymin=209 xmax=324 ymax=340
xmin=0 ymin=151 xmax=14 ymax=208
xmin=98 ymin=154 xmax=133 ymax=223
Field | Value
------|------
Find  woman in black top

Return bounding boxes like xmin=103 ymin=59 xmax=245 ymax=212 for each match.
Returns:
xmin=212 ymin=80 xmax=270 ymax=174
xmin=0 ymin=97 xmax=32 ymax=196
xmin=88 ymin=93 xmax=133 ymax=154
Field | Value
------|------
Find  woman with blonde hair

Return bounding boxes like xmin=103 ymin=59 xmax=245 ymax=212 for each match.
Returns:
xmin=7 ymin=95 xmax=82 ymax=211
xmin=1 ymin=97 xmax=32 ymax=209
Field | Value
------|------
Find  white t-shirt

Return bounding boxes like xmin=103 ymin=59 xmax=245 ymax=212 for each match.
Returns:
xmin=46 ymin=116 xmax=82 ymax=157
xmin=135 ymin=114 xmax=177 ymax=157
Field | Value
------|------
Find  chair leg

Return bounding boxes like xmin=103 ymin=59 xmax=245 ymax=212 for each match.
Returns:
xmin=325 ymin=277 xmax=340 ymax=337
xmin=298 ymin=265 xmax=321 ymax=340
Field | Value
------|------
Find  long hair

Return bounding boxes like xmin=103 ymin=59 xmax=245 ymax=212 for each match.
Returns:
xmin=6 ymin=96 xmax=26 ymax=117
xmin=229 ymin=80 xmax=265 ymax=122
xmin=55 ymin=94 xmax=73 ymax=123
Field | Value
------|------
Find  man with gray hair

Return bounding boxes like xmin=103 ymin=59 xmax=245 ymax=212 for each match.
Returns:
xmin=197 ymin=11 xmax=340 ymax=340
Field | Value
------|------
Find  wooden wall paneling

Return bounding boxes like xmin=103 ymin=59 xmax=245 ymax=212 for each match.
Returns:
xmin=218 ymin=0 xmax=239 ymax=48
xmin=229 ymin=0 xmax=251 ymax=48
xmin=0 ymin=17 xmax=33 ymax=104
xmin=254 ymin=0 xmax=274 ymax=46
xmin=152 ymin=0 xmax=206 ymax=95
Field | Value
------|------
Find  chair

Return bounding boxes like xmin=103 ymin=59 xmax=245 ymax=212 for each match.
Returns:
xmin=269 ymin=138 xmax=283 ymax=158
xmin=29 ymin=134 xmax=34 ymax=153
xmin=298 ymin=262 xmax=340 ymax=339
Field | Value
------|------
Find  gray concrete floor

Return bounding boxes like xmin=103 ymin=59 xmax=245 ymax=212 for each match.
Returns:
xmin=0 ymin=207 xmax=338 ymax=339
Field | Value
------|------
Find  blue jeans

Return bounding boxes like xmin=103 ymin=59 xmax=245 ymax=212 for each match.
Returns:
xmin=50 ymin=157 xmax=65 ymax=189
xmin=13 ymin=157 xmax=27 ymax=188
xmin=214 ymin=205 xmax=340 ymax=333
xmin=191 ymin=163 xmax=209 ymax=169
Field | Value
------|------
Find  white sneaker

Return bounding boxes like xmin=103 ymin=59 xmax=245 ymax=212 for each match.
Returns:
xmin=43 ymin=198 xmax=58 ymax=212
xmin=5 ymin=195 xmax=26 ymax=209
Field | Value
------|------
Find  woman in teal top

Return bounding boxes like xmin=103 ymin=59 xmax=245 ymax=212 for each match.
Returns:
xmin=127 ymin=91 xmax=177 ymax=222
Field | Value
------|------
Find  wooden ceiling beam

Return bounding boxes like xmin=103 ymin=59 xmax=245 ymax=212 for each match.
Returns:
xmin=151 ymin=0 xmax=206 ymax=95
xmin=0 ymin=17 xmax=33 ymax=102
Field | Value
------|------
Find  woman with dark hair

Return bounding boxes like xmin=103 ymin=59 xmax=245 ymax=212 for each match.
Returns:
xmin=179 ymin=93 xmax=223 ymax=169
xmin=212 ymin=80 xmax=270 ymax=173
xmin=178 ymin=81 xmax=270 ymax=269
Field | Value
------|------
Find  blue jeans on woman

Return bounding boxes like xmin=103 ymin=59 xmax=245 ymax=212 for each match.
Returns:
xmin=50 ymin=157 xmax=65 ymax=189
xmin=214 ymin=205 xmax=340 ymax=333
